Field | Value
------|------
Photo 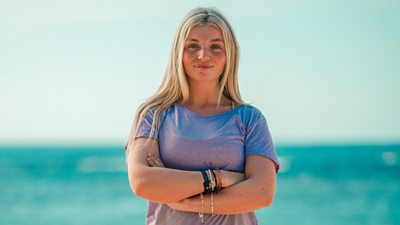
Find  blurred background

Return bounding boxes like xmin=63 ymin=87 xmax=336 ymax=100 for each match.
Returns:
xmin=1 ymin=0 xmax=399 ymax=224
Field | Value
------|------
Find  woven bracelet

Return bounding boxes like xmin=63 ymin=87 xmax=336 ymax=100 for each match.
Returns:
xmin=201 ymin=170 xmax=212 ymax=194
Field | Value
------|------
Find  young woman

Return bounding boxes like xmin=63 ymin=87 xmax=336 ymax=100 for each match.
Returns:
xmin=125 ymin=7 xmax=280 ymax=225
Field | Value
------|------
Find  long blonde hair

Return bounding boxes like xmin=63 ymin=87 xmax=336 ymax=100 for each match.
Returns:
xmin=126 ymin=7 xmax=244 ymax=152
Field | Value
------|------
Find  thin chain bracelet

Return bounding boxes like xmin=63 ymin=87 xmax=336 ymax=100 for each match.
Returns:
xmin=208 ymin=169 xmax=215 ymax=215
xmin=199 ymin=193 xmax=205 ymax=223
xmin=211 ymin=192 xmax=214 ymax=215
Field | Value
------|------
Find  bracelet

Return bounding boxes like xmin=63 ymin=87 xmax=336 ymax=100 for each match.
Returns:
xmin=198 ymin=193 xmax=204 ymax=223
xmin=201 ymin=170 xmax=212 ymax=194
xmin=210 ymin=170 xmax=221 ymax=193
xmin=207 ymin=169 xmax=215 ymax=191
xmin=215 ymin=169 xmax=222 ymax=191
xmin=211 ymin=192 xmax=214 ymax=215
xmin=208 ymin=170 xmax=215 ymax=215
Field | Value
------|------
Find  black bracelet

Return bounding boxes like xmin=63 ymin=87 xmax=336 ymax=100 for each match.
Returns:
xmin=201 ymin=170 xmax=212 ymax=194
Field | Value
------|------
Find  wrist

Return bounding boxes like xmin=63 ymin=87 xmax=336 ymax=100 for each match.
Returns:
xmin=220 ymin=170 xmax=229 ymax=187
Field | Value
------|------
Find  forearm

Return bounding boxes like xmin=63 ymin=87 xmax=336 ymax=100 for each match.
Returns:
xmin=128 ymin=165 xmax=203 ymax=204
xmin=169 ymin=177 xmax=276 ymax=215
xmin=131 ymin=151 xmax=244 ymax=204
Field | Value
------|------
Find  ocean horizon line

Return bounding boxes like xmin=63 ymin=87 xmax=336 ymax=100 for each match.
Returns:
xmin=0 ymin=141 xmax=399 ymax=150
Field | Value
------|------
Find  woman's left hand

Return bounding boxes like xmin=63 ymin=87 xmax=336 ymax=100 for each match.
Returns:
xmin=146 ymin=152 xmax=166 ymax=168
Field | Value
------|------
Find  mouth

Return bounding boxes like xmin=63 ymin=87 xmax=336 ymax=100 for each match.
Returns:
xmin=195 ymin=64 xmax=213 ymax=69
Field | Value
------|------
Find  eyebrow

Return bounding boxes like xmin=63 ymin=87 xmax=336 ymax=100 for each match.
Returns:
xmin=187 ymin=38 xmax=224 ymax=42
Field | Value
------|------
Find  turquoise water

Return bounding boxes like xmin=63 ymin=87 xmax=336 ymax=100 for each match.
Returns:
xmin=0 ymin=145 xmax=399 ymax=225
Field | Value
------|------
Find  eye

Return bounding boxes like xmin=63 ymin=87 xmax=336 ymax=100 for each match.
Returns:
xmin=211 ymin=44 xmax=223 ymax=50
xmin=186 ymin=43 xmax=199 ymax=50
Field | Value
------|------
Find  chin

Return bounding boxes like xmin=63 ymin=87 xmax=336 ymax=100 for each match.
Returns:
xmin=188 ymin=76 xmax=219 ymax=84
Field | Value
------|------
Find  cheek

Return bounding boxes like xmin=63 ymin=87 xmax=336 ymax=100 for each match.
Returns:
xmin=182 ymin=52 xmax=195 ymax=67
xmin=182 ymin=53 xmax=193 ymax=74
xmin=211 ymin=50 xmax=225 ymax=60
xmin=213 ymin=53 xmax=226 ymax=69
xmin=221 ymin=55 xmax=227 ymax=66
xmin=183 ymin=51 xmax=196 ymax=60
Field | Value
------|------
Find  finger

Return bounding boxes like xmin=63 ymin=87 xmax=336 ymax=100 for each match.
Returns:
xmin=146 ymin=152 xmax=166 ymax=168
xmin=151 ymin=155 xmax=165 ymax=167
xmin=146 ymin=153 xmax=158 ymax=166
xmin=146 ymin=159 xmax=154 ymax=167
xmin=155 ymin=159 xmax=165 ymax=167
xmin=146 ymin=155 xmax=156 ymax=167
xmin=149 ymin=154 xmax=165 ymax=168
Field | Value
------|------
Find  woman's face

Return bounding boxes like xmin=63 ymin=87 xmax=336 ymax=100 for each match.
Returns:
xmin=182 ymin=23 xmax=226 ymax=84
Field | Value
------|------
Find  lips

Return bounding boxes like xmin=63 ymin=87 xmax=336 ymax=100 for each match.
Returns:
xmin=195 ymin=64 xmax=213 ymax=69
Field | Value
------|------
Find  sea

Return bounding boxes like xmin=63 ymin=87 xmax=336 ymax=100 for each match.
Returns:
xmin=0 ymin=144 xmax=399 ymax=225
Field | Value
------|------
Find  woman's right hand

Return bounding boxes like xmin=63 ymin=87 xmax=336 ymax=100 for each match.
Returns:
xmin=220 ymin=170 xmax=245 ymax=188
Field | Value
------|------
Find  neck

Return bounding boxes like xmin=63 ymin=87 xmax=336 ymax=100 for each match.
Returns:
xmin=186 ymin=80 xmax=226 ymax=108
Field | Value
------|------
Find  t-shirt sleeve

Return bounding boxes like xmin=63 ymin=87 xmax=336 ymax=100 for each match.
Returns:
xmin=135 ymin=108 xmax=160 ymax=140
xmin=244 ymin=108 xmax=280 ymax=173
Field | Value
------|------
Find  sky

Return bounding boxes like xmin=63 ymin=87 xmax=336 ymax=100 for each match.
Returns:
xmin=1 ymin=0 xmax=399 ymax=146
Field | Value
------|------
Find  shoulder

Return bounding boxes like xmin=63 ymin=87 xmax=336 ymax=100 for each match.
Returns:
xmin=236 ymin=104 xmax=267 ymax=123
xmin=141 ymin=105 xmax=173 ymax=123
xmin=143 ymin=104 xmax=175 ymax=114
xmin=237 ymin=104 xmax=264 ymax=114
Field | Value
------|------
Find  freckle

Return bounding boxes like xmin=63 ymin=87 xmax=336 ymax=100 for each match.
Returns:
xmin=262 ymin=188 xmax=265 ymax=190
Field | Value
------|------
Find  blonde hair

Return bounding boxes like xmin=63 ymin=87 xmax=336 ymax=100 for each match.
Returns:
xmin=126 ymin=7 xmax=244 ymax=152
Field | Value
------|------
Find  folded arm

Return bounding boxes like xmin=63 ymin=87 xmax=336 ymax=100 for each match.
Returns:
xmin=127 ymin=137 xmax=244 ymax=204
xmin=166 ymin=156 xmax=277 ymax=215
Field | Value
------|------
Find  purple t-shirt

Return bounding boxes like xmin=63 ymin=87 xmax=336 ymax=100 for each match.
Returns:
xmin=135 ymin=104 xmax=279 ymax=225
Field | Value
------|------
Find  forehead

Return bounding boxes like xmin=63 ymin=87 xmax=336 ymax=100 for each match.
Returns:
xmin=186 ymin=23 xmax=224 ymax=41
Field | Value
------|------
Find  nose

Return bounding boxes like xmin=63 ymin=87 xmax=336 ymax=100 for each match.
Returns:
xmin=197 ymin=48 xmax=210 ymax=60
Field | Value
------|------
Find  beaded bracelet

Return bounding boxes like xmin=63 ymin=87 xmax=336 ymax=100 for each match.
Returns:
xmin=207 ymin=169 xmax=216 ymax=215
xmin=210 ymin=169 xmax=222 ymax=193
xmin=216 ymin=170 xmax=222 ymax=191
xmin=207 ymin=169 xmax=215 ymax=191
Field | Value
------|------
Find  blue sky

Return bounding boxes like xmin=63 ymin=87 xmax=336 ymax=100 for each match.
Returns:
xmin=1 ymin=0 xmax=399 ymax=146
